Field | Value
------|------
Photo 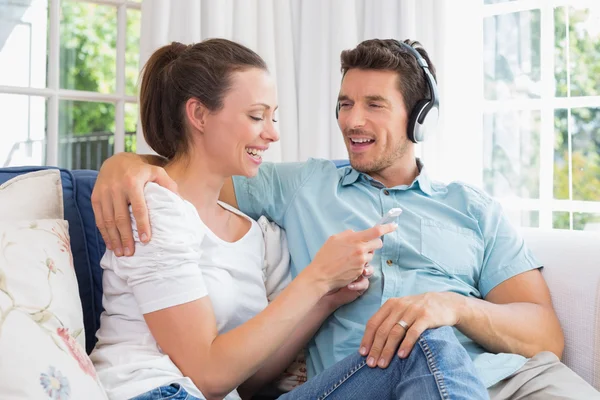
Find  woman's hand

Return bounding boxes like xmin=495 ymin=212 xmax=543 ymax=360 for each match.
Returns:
xmin=321 ymin=265 xmax=374 ymax=311
xmin=91 ymin=153 xmax=176 ymax=256
xmin=303 ymin=224 xmax=396 ymax=295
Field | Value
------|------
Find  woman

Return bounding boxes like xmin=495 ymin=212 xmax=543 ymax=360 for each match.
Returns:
xmin=90 ymin=39 xmax=488 ymax=400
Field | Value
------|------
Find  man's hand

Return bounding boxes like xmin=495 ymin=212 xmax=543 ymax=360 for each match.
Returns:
xmin=359 ymin=292 xmax=465 ymax=368
xmin=91 ymin=152 xmax=177 ymax=256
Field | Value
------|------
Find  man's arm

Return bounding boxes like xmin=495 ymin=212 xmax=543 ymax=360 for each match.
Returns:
xmin=457 ymin=269 xmax=563 ymax=358
xmin=91 ymin=152 xmax=177 ymax=256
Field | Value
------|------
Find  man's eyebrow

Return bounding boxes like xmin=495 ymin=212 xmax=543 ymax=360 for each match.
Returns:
xmin=337 ymin=95 xmax=391 ymax=104
xmin=364 ymin=95 xmax=390 ymax=105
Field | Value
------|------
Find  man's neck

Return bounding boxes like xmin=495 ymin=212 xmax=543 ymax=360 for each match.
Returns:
xmin=366 ymin=157 xmax=420 ymax=188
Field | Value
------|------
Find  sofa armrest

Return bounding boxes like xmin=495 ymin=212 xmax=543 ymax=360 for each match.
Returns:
xmin=521 ymin=228 xmax=600 ymax=389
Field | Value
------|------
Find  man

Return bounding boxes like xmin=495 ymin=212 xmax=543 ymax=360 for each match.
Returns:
xmin=93 ymin=39 xmax=599 ymax=399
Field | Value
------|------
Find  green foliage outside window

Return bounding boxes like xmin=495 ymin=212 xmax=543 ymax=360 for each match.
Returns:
xmin=58 ymin=2 xmax=139 ymax=153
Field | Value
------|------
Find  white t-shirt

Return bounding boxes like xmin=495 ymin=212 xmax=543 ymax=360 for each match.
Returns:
xmin=90 ymin=183 xmax=291 ymax=400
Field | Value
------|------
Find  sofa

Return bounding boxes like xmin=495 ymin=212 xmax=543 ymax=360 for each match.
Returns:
xmin=1 ymin=165 xmax=599 ymax=396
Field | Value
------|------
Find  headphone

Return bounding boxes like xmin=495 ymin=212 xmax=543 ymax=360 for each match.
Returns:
xmin=336 ymin=40 xmax=439 ymax=143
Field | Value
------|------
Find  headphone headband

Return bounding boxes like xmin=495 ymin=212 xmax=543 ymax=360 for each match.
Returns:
xmin=391 ymin=40 xmax=440 ymax=119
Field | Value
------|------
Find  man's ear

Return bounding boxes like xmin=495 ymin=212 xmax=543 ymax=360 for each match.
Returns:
xmin=185 ymin=98 xmax=208 ymax=133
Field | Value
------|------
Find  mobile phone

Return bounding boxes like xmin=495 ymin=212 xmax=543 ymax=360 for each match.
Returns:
xmin=376 ymin=208 xmax=403 ymax=226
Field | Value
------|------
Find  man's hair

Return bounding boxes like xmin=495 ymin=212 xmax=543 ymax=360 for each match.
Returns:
xmin=340 ymin=39 xmax=436 ymax=116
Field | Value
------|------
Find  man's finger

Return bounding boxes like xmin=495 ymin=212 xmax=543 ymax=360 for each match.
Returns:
xmin=101 ymin=194 xmax=123 ymax=256
xmin=92 ymin=193 xmax=111 ymax=250
xmin=362 ymin=265 xmax=374 ymax=278
xmin=398 ymin=319 xmax=429 ymax=359
xmin=112 ymin=191 xmax=134 ymax=256
xmin=356 ymin=223 xmax=397 ymax=242
xmin=129 ymin=187 xmax=151 ymax=244
xmin=366 ymin=315 xmax=400 ymax=367
xmin=378 ymin=324 xmax=407 ymax=368
xmin=359 ymin=305 xmax=393 ymax=357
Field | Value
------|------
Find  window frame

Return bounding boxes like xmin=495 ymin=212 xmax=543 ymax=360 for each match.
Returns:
xmin=0 ymin=0 xmax=140 ymax=167
xmin=483 ymin=0 xmax=600 ymax=230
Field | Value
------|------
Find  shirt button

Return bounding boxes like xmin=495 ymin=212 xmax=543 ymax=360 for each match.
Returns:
xmin=386 ymin=259 xmax=393 ymax=266
xmin=383 ymin=190 xmax=390 ymax=195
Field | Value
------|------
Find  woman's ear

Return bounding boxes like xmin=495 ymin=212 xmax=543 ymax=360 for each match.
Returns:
xmin=185 ymin=98 xmax=208 ymax=133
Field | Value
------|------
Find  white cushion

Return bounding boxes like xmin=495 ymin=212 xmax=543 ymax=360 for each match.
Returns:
xmin=0 ymin=170 xmax=63 ymax=220
xmin=521 ymin=228 xmax=600 ymax=390
xmin=0 ymin=219 xmax=107 ymax=399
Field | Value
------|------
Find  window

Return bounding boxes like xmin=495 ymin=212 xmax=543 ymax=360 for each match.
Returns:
xmin=0 ymin=0 xmax=141 ymax=170
xmin=482 ymin=0 xmax=600 ymax=231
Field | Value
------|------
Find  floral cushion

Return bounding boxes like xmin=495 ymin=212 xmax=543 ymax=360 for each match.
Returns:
xmin=0 ymin=219 xmax=107 ymax=399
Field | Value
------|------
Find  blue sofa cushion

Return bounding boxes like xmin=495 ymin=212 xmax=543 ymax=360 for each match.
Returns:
xmin=0 ymin=167 xmax=103 ymax=354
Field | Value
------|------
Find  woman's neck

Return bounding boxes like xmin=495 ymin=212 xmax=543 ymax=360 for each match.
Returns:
xmin=165 ymin=155 xmax=225 ymax=216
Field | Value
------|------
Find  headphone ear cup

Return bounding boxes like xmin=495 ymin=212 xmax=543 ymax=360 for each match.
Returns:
xmin=407 ymin=99 xmax=433 ymax=143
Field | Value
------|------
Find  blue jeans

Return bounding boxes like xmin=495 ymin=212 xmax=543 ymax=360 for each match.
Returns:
xmin=279 ymin=326 xmax=488 ymax=400
xmin=131 ymin=327 xmax=488 ymax=400
xmin=130 ymin=384 xmax=196 ymax=400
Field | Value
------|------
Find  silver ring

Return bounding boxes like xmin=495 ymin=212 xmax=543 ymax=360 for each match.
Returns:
xmin=397 ymin=320 xmax=409 ymax=330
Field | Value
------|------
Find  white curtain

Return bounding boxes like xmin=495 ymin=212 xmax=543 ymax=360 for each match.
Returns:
xmin=136 ymin=0 xmax=471 ymax=181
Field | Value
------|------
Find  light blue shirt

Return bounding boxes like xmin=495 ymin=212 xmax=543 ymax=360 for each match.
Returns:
xmin=233 ymin=158 xmax=541 ymax=388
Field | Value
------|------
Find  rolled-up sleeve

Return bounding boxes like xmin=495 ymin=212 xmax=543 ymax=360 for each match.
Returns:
xmin=106 ymin=183 xmax=208 ymax=314
xmin=477 ymin=197 xmax=542 ymax=298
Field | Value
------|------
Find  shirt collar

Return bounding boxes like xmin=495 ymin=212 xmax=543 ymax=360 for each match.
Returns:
xmin=341 ymin=158 xmax=433 ymax=196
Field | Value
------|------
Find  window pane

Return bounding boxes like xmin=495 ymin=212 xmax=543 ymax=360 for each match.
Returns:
xmin=552 ymin=211 xmax=570 ymax=229
xmin=483 ymin=10 xmax=541 ymax=100
xmin=554 ymin=108 xmax=569 ymax=200
xmin=60 ymin=1 xmax=116 ymax=93
xmin=125 ymin=102 xmax=138 ymax=153
xmin=574 ymin=213 xmax=600 ymax=232
xmin=572 ymin=108 xmax=600 ymax=201
xmin=569 ymin=6 xmax=600 ymax=97
xmin=505 ymin=210 xmax=539 ymax=228
xmin=554 ymin=108 xmax=600 ymax=201
xmin=0 ymin=0 xmax=48 ymax=88
xmin=483 ymin=110 xmax=540 ymax=199
xmin=58 ymin=100 xmax=115 ymax=170
xmin=554 ymin=7 xmax=568 ymax=97
xmin=0 ymin=94 xmax=46 ymax=166
xmin=126 ymin=8 xmax=141 ymax=96
xmin=555 ymin=6 xmax=600 ymax=97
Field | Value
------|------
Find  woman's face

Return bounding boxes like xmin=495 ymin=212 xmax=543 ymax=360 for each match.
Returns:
xmin=198 ymin=68 xmax=279 ymax=178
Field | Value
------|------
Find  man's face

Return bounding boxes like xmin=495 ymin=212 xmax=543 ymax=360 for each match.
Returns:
xmin=337 ymin=69 xmax=411 ymax=174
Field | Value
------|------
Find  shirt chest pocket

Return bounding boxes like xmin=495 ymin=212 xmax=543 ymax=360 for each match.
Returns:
xmin=420 ymin=219 xmax=481 ymax=276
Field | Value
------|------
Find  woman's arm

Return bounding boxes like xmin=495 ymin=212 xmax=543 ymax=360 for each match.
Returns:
xmin=144 ymin=234 xmax=384 ymax=400
xmin=237 ymin=279 xmax=369 ymax=398
xmin=144 ymin=271 xmax=326 ymax=400
xmin=123 ymin=186 xmax=394 ymax=400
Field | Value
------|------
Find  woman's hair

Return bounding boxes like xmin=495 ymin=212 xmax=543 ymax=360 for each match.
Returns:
xmin=139 ymin=39 xmax=268 ymax=160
